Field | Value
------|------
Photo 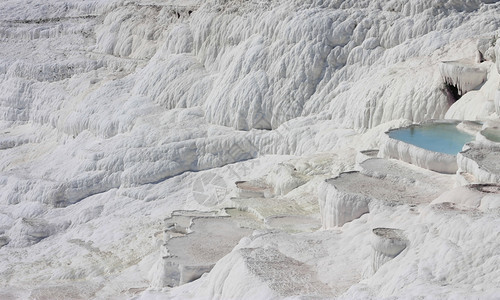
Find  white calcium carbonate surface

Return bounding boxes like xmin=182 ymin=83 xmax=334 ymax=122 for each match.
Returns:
xmin=0 ymin=0 xmax=499 ymax=299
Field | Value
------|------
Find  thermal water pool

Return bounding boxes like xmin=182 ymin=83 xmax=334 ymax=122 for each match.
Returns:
xmin=388 ymin=122 xmax=474 ymax=155
xmin=480 ymin=128 xmax=500 ymax=143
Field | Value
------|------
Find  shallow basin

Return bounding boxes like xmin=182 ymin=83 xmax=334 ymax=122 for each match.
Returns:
xmin=380 ymin=120 xmax=477 ymax=174
xmin=480 ymin=128 xmax=500 ymax=143
xmin=388 ymin=122 xmax=474 ymax=155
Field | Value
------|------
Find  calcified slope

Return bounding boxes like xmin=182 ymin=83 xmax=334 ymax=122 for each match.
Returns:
xmin=0 ymin=0 xmax=499 ymax=299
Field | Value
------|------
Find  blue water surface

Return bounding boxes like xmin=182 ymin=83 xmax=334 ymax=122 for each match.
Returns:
xmin=388 ymin=123 xmax=473 ymax=155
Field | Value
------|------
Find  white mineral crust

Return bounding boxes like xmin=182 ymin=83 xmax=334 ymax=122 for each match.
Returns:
xmin=0 ymin=0 xmax=499 ymax=299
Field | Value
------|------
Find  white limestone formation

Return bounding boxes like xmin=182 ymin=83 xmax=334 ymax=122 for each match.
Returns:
xmin=265 ymin=163 xmax=308 ymax=196
xmin=457 ymin=143 xmax=500 ymax=183
xmin=6 ymin=217 xmax=69 ymax=247
xmin=371 ymin=228 xmax=408 ymax=273
xmin=431 ymin=183 xmax=500 ymax=211
xmin=439 ymin=60 xmax=487 ymax=96
xmin=477 ymin=37 xmax=497 ymax=63
xmin=0 ymin=236 xmax=10 ymax=248
xmin=235 ymin=180 xmax=273 ymax=198
xmin=318 ymin=174 xmax=371 ymax=228
xmin=319 ymin=158 xmax=453 ymax=229
xmin=150 ymin=211 xmax=253 ymax=288
xmin=445 ymin=61 xmax=499 ymax=120
xmin=359 ymin=158 xmax=454 ymax=190
xmin=0 ymin=0 xmax=500 ymax=299
xmin=355 ymin=149 xmax=379 ymax=166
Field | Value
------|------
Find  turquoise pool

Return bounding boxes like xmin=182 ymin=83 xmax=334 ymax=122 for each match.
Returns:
xmin=388 ymin=123 xmax=474 ymax=155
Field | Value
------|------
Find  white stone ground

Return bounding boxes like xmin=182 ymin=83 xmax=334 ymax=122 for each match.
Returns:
xmin=0 ymin=0 xmax=499 ymax=299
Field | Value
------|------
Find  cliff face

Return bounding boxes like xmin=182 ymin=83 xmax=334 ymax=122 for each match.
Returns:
xmin=0 ymin=0 xmax=499 ymax=298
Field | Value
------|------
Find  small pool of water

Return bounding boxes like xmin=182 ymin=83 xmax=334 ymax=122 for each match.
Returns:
xmin=388 ymin=123 xmax=474 ymax=155
xmin=481 ymin=128 xmax=500 ymax=143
